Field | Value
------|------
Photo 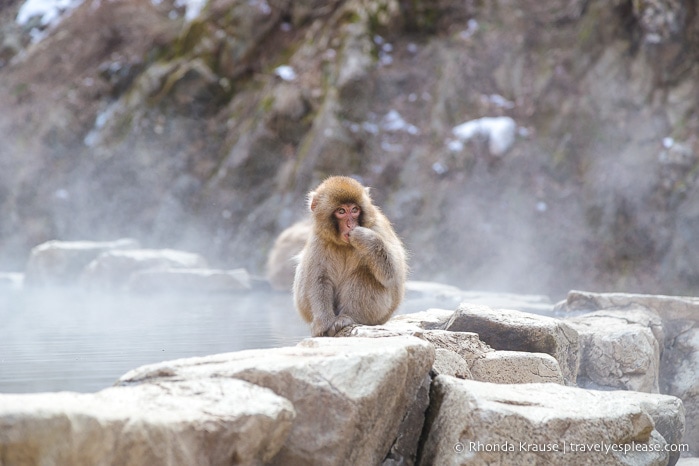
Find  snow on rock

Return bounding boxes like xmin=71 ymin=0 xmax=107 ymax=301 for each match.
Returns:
xmin=451 ymin=116 xmax=517 ymax=156
xmin=274 ymin=65 xmax=297 ymax=82
xmin=174 ymin=0 xmax=207 ymax=21
xmin=16 ymin=0 xmax=83 ymax=40
xmin=382 ymin=110 xmax=419 ymax=135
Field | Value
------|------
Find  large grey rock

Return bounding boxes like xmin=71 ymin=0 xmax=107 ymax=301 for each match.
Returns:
xmin=335 ymin=316 xmax=493 ymax=364
xmin=621 ymin=390 xmax=686 ymax=466
xmin=382 ymin=374 xmax=432 ymax=466
xmin=556 ymin=290 xmax=699 ymax=322
xmin=339 ymin=319 xmax=564 ymax=384
xmin=0 ymin=378 xmax=295 ymax=466
xmin=470 ymin=350 xmax=564 ymax=385
xmin=555 ymin=290 xmax=699 ymax=455
xmin=410 ymin=329 xmax=492 ymax=366
xmin=567 ymin=309 xmax=662 ymax=393
xmin=391 ymin=307 xmax=455 ymax=329
xmin=432 ymin=348 xmax=472 ymax=379
xmin=402 ymin=284 xmax=554 ymax=316
xmin=118 ymin=336 xmax=435 ymax=466
xmin=336 ymin=321 xmax=491 ymax=370
xmin=81 ymin=248 xmax=208 ymax=290
xmin=662 ymin=326 xmax=699 ymax=455
xmin=126 ymin=267 xmax=251 ymax=293
xmin=419 ymin=376 xmax=684 ymax=466
xmin=24 ymin=239 xmax=140 ymax=287
xmin=445 ymin=303 xmax=580 ymax=385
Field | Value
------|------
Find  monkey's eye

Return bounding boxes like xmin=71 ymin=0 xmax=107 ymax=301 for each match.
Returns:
xmin=351 ymin=206 xmax=360 ymax=214
xmin=336 ymin=208 xmax=346 ymax=215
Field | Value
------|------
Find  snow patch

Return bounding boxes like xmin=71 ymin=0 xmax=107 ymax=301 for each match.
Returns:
xmin=447 ymin=140 xmax=464 ymax=152
xmin=382 ymin=110 xmax=419 ymax=135
xmin=16 ymin=0 xmax=83 ymax=26
xmin=484 ymin=94 xmax=515 ymax=109
xmin=84 ymin=103 xmax=118 ymax=147
xmin=451 ymin=116 xmax=517 ymax=156
xmin=274 ymin=65 xmax=297 ymax=81
xmin=459 ymin=19 xmax=479 ymax=39
xmin=174 ymin=0 xmax=206 ymax=21
xmin=249 ymin=0 xmax=271 ymax=15
xmin=16 ymin=0 xmax=83 ymax=41
xmin=432 ymin=161 xmax=448 ymax=176
xmin=374 ymin=34 xmax=393 ymax=66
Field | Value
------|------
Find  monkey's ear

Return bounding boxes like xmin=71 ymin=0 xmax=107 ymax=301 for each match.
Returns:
xmin=308 ymin=191 xmax=319 ymax=212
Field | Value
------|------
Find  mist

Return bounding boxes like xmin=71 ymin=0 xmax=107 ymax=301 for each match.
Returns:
xmin=2 ymin=0 xmax=699 ymax=392
xmin=0 ymin=286 xmax=309 ymax=393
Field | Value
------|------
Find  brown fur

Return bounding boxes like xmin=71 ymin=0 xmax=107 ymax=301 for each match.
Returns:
xmin=266 ymin=219 xmax=312 ymax=291
xmin=293 ymin=176 xmax=408 ymax=337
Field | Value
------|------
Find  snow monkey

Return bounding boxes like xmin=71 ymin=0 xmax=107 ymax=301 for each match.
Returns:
xmin=266 ymin=219 xmax=312 ymax=291
xmin=293 ymin=176 xmax=408 ymax=337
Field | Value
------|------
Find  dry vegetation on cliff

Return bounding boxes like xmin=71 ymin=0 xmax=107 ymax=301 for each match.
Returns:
xmin=2 ymin=0 xmax=699 ymax=296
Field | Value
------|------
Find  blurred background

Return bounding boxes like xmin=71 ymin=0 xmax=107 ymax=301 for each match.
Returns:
xmin=2 ymin=0 xmax=699 ymax=299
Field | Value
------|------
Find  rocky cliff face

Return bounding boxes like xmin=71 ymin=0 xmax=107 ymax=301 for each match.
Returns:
xmin=2 ymin=0 xmax=699 ymax=296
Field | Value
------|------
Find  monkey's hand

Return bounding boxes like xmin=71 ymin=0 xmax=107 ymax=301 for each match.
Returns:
xmin=347 ymin=226 xmax=379 ymax=251
xmin=348 ymin=225 xmax=402 ymax=288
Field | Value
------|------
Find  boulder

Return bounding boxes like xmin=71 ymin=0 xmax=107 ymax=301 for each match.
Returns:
xmin=338 ymin=320 xmax=564 ymax=385
xmin=24 ymin=239 xmax=140 ymax=287
xmin=445 ymin=303 xmax=580 ymax=385
xmin=555 ymin=290 xmax=699 ymax=322
xmin=620 ymin=390 xmax=686 ymax=466
xmin=432 ymin=348 xmax=472 ymax=379
xmin=391 ymin=307 xmax=455 ymax=329
xmin=401 ymin=284 xmax=554 ymax=315
xmin=0 ymin=378 xmax=295 ymax=466
xmin=336 ymin=322 xmax=492 ymax=370
xmin=419 ymin=376 xmax=684 ymax=466
xmin=80 ymin=248 xmax=208 ymax=291
xmin=383 ymin=374 xmax=432 ymax=466
xmin=117 ymin=336 xmax=435 ymax=466
xmin=470 ymin=350 xmax=564 ymax=385
xmin=126 ymin=267 xmax=251 ymax=293
xmin=566 ymin=309 xmax=662 ymax=392
xmin=413 ymin=329 xmax=493 ymax=366
xmin=555 ymin=290 xmax=699 ymax=454
xmin=662 ymin=326 xmax=699 ymax=455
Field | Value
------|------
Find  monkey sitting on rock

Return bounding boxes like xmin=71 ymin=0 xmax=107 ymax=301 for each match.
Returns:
xmin=293 ymin=176 xmax=408 ymax=337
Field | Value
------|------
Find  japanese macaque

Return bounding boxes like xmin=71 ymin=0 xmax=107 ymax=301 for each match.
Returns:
xmin=293 ymin=176 xmax=408 ymax=337
xmin=266 ymin=219 xmax=312 ymax=291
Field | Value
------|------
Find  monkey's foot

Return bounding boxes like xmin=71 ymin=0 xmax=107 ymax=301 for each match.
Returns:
xmin=327 ymin=315 xmax=357 ymax=337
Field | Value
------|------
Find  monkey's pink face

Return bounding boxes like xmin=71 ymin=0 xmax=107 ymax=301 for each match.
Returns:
xmin=334 ymin=203 xmax=361 ymax=243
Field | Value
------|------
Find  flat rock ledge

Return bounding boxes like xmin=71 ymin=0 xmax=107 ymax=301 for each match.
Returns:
xmin=0 ymin=298 xmax=695 ymax=465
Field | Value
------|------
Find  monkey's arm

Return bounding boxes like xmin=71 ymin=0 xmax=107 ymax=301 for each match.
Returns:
xmin=349 ymin=226 xmax=406 ymax=288
xmin=308 ymin=274 xmax=338 ymax=337
xmin=295 ymin=247 xmax=338 ymax=336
